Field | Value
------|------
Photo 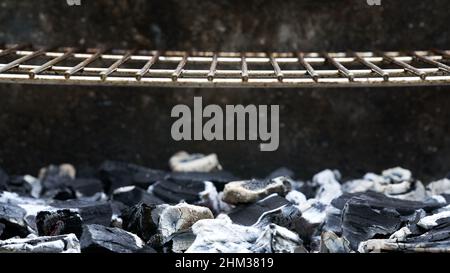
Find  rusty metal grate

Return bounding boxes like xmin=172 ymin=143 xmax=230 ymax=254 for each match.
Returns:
xmin=0 ymin=44 xmax=449 ymax=88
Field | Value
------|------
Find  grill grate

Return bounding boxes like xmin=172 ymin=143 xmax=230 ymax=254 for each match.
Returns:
xmin=0 ymin=44 xmax=449 ymax=88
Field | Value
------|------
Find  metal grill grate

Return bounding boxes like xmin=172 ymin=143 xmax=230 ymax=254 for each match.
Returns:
xmin=0 ymin=44 xmax=449 ymax=88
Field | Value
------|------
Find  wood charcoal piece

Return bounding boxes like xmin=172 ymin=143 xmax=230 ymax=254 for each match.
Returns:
xmin=228 ymin=194 xmax=289 ymax=226
xmin=286 ymin=191 xmax=307 ymax=205
xmin=121 ymin=203 xmax=159 ymax=242
xmin=417 ymin=211 xmax=450 ymax=230
xmin=222 ymin=176 xmax=292 ymax=204
xmin=341 ymin=198 xmax=403 ymax=250
xmin=151 ymin=179 xmax=205 ymax=204
xmin=0 ymin=203 xmax=29 ymax=239
xmin=427 ymin=179 xmax=450 ymax=196
xmin=251 ymin=224 xmax=305 ymax=253
xmin=320 ymin=231 xmax=352 ymax=253
xmin=71 ymin=178 xmax=104 ymax=197
xmin=5 ymin=176 xmax=33 ymax=196
xmin=0 ymin=168 xmax=7 ymax=191
xmin=99 ymin=161 xmax=167 ymax=193
xmin=50 ymin=199 xmax=112 ymax=226
xmin=36 ymin=209 xmax=83 ymax=238
xmin=0 ymin=234 xmax=80 ymax=253
xmin=113 ymin=186 xmax=165 ymax=207
xmin=168 ymin=171 xmax=238 ymax=191
xmin=169 ymin=151 xmax=221 ymax=172
xmin=168 ymin=232 xmax=197 ymax=253
xmin=80 ymin=224 xmax=144 ymax=253
xmin=159 ymin=203 xmax=214 ymax=243
xmin=39 ymin=164 xmax=75 ymax=197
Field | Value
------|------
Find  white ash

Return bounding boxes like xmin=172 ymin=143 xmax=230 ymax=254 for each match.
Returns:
xmin=0 ymin=233 xmax=80 ymax=253
xmin=426 ymin=179 xmax=450 ymax=196
xmin=286 ymin=190 xmax=307 ymax=205
xmin=313 ymin=170 xmax=342 ymax=205
xmin=417 ymin=211 xmax=450 ymax=229
xmin=298 ymin=199 xmax=328 ymax=226
xmin=251 ymin=224 xmax=304 ymax=253
xmin=169 ymin=151 xmax=221 ymax=172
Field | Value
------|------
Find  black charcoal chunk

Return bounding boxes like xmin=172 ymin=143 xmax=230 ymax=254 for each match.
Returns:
xmin=0 ymin=234 xmax=80 ymax=253
xmin=121 ymin=203 xmax=159 ymax=242
xmin=228 ymin=194 xmax=289 ymax=226
xmin=36 ymin=210 xmax=83 ymax=238
xmin=251 ymin=224 xmax=305 ymax=253
xmin=168 ymin=171 xmax=238 ymax=191
xmin=151 ymin=179 xmax=205 ymax=204
xmin=113 ymin=186 xmax=164 ymax=207
xmin=341 ymin=198 xmax=403 ymax=250
xmin=71 ymin=178 xmax=104 ymax=197
xmin=99 ymin=161 xmax=167 ymax=193
xmin=5 ymin=176 xmax=33 ymax=196
xmin=50 ymin=199 xmax=112 ymax=226
xmin=0 ymin=203 xmax=29 ymax=239
xmin=80 ymin=224 xmax=144 ymax=253
xmin=222 ymin=177 xmax=292 ymax=204
xmin=39 ymin=164 xmax=76 ymax=199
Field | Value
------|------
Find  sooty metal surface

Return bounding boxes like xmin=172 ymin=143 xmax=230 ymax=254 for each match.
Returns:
xmin=0 ymin=44 xmax=449 ymax=88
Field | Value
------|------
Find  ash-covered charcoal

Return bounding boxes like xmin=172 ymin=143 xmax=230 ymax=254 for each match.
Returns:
xmin=113 ymin=186 xmax=164 ymax=207
xmin=120 ymin=203 xmax=160 ymax=242
xmin=426 ymin=179 xmax=450 ymax=196
xmin=228 ymin=194 xmax=289 ymax=226
xmin=39 ymin=164 xmax=76 ymax=199
xmin=99 ymin=161 xmax=167 ymax=193
xmin=320 ymin=231 xmax=352 ymax=253
xmin=0 ymin=202 xmax=29 ymax=239
xmin=0 ymin=234 xmax=80 ymax=253
xmin=417 ymin=211 xmax=450 ymax=229
xmin=342 ymin=167 xmax=426 ymax=201
xmin=186 ymin=215 xmax=261 ymax=253
xmin=222 ymin=176 xmax=292 ymax=204
xmin=169 ymin=151 xmax=221 ymax=172
xmin=313 ymin=170 xmax=343 ymax=205
xmin=50 ymin=199 xmax=112 ymax=226
xmin=159 ymin=203 xmax=214 ymax=243
xmin=167 ymin=171 xmax=238 ymax=191
xmin=266 ymin=167 xmax=295 ymax=180
xmin=36 ymin=210 xmax=83 ymax=238
xmin=251 ymin=224 xmax=306 ymax=253
xmin=80 ymin=224 xmax=144 ymax=253
xmin=285 ymin=191 xmax=307 ymax=205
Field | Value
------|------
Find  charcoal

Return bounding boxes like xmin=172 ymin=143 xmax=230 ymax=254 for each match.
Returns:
xmin=0 ymin=223 xmax=4 ymax=237
xmin=341 ymin=197 xmax=403 ymax=250
xmin=251 ymin=224 xmax=305 ymax=253
xmin=80 ymin=224 xmax=144 ymax=253
xmin=121 ymin=203 xmax=159 ymax=242
xmin=159 ymin=203 xmax=214 ymax=243
xmin=168 ymin=171 xmax=238 ymax=191
xmin=222 ymin=176 xmax=292 ymax=204
xmin=0 ymin=234 xmax=80 ymax=253
xmin=228 ymin=194 xmax=289 ymax=226
xmin=39 ymin=164 xmax=76 ymax=199
xmin=342 ymin=167 xmax=426 ymax=201
xmin=99 ymin=161 xmax=167 ymax=193
xmin=266 ymin=167 xmax=295 ymax=180
xmin=151 ymin=179 xmax=205 ymax=204
xmin=169 ymin=151 xmax=221 ymax=172
xmin=427 ymin=179 xmax=450 ymax=196
xmin=417 ymin=211 xmax=450 ymax=229
xmin=313 ymin=170 xmax=342 ymax=205
xmin=113 ymin=186 xmax=164 ymax=207
xmin=36 ymin=210 xmax=83 ymax=238
xmin=50 ymin=199 xmax=112 ymax=226
xmin=167 ymin=232 xmax=197 ymax=253
xmin=5 ymin=176 xmax=33 ymax=196
xmin=0 ymin=203 xmax=29 ymax=239
xmin=71 ymin=178 xmax=104 ymax=197
xmin=320 ymin=231 xmax=352 ymax=253
xmin=285 ymin=190 xmax=307 ymax=205
xmin=186 ymin=215 xmax=261 ymax=253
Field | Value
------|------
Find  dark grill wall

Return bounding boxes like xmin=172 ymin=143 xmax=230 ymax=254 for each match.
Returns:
xmin=0 ymin=0 xmax=449 ymax=181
